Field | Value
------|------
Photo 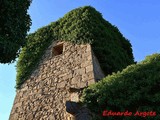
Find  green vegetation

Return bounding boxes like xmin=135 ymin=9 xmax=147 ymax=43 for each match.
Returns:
xmin=16 ymin=6 xmax=134 ymax=88
xmin=82 ymin=53 xmax=160 ymax=120
xmin=0 ymin=0 xmax=31 ymax=63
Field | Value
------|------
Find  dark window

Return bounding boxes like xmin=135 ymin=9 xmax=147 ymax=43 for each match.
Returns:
xmin=52 ymin=43 xmax=63 ymax=56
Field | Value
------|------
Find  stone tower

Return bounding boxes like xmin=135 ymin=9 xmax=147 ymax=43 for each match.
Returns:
xmin=10 ymin=41 xmax=104 ymax=120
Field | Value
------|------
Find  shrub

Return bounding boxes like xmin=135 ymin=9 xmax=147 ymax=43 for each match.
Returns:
xmin=81 ymin=53 xmax=160 ymax=120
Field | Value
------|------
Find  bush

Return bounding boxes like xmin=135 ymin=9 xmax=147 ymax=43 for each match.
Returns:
xmin=0 ymin=0 xmax=31 ymax=63
xmin=16 ymin=6 xmax=134 ymax=88
xmin=81 ymin=53 xmax=160 ymax=120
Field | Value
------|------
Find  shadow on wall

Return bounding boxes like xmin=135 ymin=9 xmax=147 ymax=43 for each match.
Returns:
xmin=66 ymin=101 xmax=92 ymax=120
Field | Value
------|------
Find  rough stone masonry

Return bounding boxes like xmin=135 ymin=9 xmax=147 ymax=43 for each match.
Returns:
xmin=10 ymin=41 xmax=104 ymax=120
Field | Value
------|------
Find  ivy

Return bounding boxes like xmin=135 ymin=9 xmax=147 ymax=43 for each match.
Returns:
xmin=16 ymin=6 xmax=134 ymax=88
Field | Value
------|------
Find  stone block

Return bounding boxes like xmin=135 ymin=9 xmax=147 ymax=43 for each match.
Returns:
xmin=87 ymin=71 xmax=94 ymax=80
xmin=64 ymin=73 xmax=72 ymax=80
xmin=82 ymin=74 xmax=88 ymax=82
xmin=9 ymin=113 xmax=18 ymax=120
xmin=86 ymin=45 xmax=91 ymax=52
xmin=74 ymin=68 xmax=85 ymax=76
xmin=87 ymin=55 xmax=92 ymax=61
xmin=81 ymin=60 xmax=92 ymax=67
xmin=71 ymin=76 xmax=81 ymax=85
xmin=79 ymin=82 xmax=88 ymax=88
xmin=86 ymin=65 xmax=93 ymax=73
xmin=48 ymin=115 xmax=56 ymax=120
xmin=27 ymin=113 xmax=34 ymax=119
xmin=57 ymin=81 xmax=66 ymax=88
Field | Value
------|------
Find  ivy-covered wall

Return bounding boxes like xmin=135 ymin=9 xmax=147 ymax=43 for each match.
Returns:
xmin=16 ymin=6 xmax=134 ymax=88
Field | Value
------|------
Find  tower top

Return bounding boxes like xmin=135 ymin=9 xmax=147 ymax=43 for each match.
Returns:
xmin=16 ymin=6 xmax=134 ymax=88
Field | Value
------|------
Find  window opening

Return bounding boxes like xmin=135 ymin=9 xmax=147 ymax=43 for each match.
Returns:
xmin=52 ymin=43 xmax=63 ymax=56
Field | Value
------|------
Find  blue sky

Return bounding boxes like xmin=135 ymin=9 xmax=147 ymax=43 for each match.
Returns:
xmin=0 ymin=0 xmax=160 ymax=119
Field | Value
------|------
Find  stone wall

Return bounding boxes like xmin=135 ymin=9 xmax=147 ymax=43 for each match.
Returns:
xmin=92 ymin=52 xmax=105 ymax=82
xmin=10 ymin=41 xmax=104 ymax=120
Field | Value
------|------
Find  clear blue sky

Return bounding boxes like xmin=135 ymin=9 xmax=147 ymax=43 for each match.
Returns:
xmin=0 ymin=0 xmax=160 ymax=119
